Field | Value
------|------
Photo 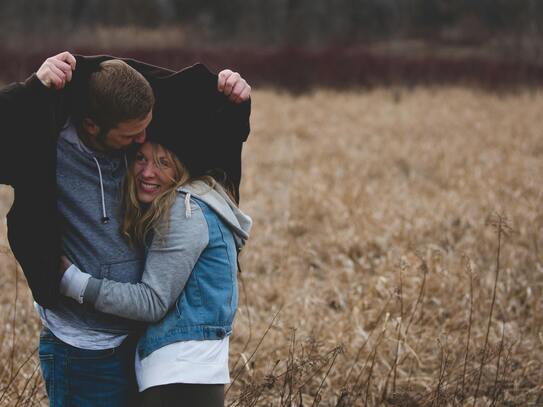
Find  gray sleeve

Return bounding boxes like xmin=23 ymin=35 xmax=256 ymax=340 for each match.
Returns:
xmin=83 ymin=198 xmax=209 ymax=322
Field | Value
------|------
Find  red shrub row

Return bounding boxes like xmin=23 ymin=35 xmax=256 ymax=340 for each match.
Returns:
xmin=2 ymin=46 xmax=543 ymax=91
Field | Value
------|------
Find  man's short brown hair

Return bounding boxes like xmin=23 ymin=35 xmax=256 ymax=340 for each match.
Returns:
xmin=87 ymin=60 xmax=155 ymax=130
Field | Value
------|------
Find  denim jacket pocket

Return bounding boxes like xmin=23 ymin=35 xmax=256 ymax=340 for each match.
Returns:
xmin=175 ymin=275 xmax=203 ymax=318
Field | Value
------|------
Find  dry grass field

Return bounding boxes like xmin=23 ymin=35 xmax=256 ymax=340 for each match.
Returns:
xmin=0 ymin=87 xmax=542 ymax=406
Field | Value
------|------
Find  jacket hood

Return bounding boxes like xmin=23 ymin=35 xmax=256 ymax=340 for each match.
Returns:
xmin=178 ymin=180 xmax=252 ymax=248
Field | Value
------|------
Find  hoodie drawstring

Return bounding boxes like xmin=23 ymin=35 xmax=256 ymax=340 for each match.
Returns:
xmin=92 ymin=156 xmax=110 ymax=224
xmin=185 ymin=193 xmax=192 ymax=218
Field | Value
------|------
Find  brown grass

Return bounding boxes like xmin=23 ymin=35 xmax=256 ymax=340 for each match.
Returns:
xmin=1 ymin=87 xmax=542 ymax=406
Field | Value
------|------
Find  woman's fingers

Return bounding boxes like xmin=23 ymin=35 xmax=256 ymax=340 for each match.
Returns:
xmin=217 ymin=69 xmax=251 ymax=102
xmin=217 ymin=69 xmax=233 ymax=92
xmin=237 ymin=85 xmax=252 ymax=103
xmin=229 ymin=80 xmax=246 ymax=102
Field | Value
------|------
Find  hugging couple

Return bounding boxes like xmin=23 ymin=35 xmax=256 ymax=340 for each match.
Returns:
xmin=0 ymin=51 xmax=253 ymax=406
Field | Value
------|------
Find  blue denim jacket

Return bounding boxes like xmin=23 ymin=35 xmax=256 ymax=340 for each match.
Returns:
xmin=137 ymin=198 xmax=239 ymax=359
xmin=74 ymin=182 xmax=251 ymax=357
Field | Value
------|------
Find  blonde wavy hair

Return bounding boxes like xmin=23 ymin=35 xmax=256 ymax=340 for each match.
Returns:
xmin=121 ymin=143 xmax=217 ymax=247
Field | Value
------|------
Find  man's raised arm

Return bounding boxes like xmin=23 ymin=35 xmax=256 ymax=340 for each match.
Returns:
xmin=0 ymin=52 xmax=75 ymax=187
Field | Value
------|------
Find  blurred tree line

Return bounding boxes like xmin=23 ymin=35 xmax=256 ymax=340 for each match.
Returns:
xmin=1 ymin=0 xmax=542 ymax=48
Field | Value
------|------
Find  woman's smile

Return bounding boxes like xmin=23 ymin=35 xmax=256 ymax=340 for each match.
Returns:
xmin=139 ymin=180 xmax=161 ymax=192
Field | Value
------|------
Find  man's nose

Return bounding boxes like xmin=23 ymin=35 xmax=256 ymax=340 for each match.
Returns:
xmin=134 ymin=131 xmax=146 ymax=144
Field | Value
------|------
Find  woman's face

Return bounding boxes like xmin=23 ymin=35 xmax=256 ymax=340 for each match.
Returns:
xmin=133 ymin=142 xmax=176 ymax=204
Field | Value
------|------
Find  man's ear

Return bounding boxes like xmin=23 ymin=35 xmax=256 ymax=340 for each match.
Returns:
xmin=82 ymin=118 xmax=100 ymax=138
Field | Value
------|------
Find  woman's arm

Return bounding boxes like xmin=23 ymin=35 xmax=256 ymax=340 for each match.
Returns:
xmin=64 ymin=198 xmax=209 ymax=322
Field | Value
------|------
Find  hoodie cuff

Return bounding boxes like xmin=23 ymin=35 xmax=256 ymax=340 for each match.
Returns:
xmin=59 ymin=264 xmax=91 ymax=304
xmin=83 ymin=277 xmax=103 ymax=306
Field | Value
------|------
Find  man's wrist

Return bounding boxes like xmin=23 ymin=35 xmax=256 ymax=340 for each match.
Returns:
xmin=59 ymin=264 xmax=91 ymax=304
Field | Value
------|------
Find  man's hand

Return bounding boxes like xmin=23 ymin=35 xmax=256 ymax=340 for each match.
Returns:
xmin=218 ymin=70 xmax=251 ymax=103
xmin=59 ymin=255 xmax=73 ymax=275
xmin=36 ymin=51 xmax=77 ymax=89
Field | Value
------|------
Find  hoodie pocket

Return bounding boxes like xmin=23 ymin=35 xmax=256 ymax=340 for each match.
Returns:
xmin=100 ymin=258 xmax=143 ymax=283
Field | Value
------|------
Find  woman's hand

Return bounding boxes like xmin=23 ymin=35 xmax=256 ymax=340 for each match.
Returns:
xmin=217 ymin=70 xmax=251 ymax=103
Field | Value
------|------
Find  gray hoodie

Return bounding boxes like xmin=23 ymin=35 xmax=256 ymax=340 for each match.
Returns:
xmin=61 ymin=180 xmax=252 ymax=323
xmin=37 ymin=123 xmax=143 ymax=350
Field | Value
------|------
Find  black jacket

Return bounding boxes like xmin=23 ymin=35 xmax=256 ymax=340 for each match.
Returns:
xmin=0 ymin=55 xmax=250 ymax=307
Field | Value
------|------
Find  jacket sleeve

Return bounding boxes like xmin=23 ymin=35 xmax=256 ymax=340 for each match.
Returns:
xmin=1 ymin=74 xmax=64 ymax=307
xmin=211 ymin=96 xmax=251 ymax=203
xmin=217 ymin=97 xmax=251 ymax=143
xmin=82 ymin=198 xmax=208 ymax=322
xmin=0 ymin=74 xmax=54 ymax=186
xmin=206 ymin=69 xmax=251 ymax=201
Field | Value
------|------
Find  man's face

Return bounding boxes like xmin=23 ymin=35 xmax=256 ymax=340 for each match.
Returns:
xmin=98 ymin=111 xmax=153 ymax=151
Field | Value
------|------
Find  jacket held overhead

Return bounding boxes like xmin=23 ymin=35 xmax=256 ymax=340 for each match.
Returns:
xmin=0 ymin=55 xmax=251 ymax=307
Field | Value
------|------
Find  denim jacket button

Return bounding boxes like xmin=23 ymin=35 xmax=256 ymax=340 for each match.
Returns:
xmin=216 ymin=328 xmax=225 ymax=338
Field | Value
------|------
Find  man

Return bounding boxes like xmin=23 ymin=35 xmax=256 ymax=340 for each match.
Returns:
xmin=0 ymin=51 xmax=251 ymax=406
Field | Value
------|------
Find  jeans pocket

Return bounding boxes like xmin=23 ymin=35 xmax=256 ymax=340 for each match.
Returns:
xmin=39 ymin=327 xmax=58 ymax=344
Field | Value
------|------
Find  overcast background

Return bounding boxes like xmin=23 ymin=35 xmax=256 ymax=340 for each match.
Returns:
xmin=2 ymin=0 xmax=543 ymax=89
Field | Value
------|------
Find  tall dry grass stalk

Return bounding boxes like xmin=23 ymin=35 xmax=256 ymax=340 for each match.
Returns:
xmin=0 ymin=184 xmax=43 ymax=406
xmin=0 ymin=88 xmax=542 ymax=406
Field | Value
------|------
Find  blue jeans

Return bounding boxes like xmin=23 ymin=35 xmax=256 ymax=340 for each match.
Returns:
xmin=39 ymin=327 xmax=139 ymax=407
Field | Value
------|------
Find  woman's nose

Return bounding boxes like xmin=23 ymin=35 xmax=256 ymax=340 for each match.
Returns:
xmin=141 ymin=162 xmax=156 ymax=178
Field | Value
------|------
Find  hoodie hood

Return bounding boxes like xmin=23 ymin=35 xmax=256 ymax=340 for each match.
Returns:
xmin=178 ymin=180 xmax=252 ymax=249
xmin=60 ymin=120 xmax=129 ymax=224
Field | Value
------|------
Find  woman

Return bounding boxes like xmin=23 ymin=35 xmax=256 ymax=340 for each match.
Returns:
xmin=60 ymin=141 xmax=252 ymax=406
